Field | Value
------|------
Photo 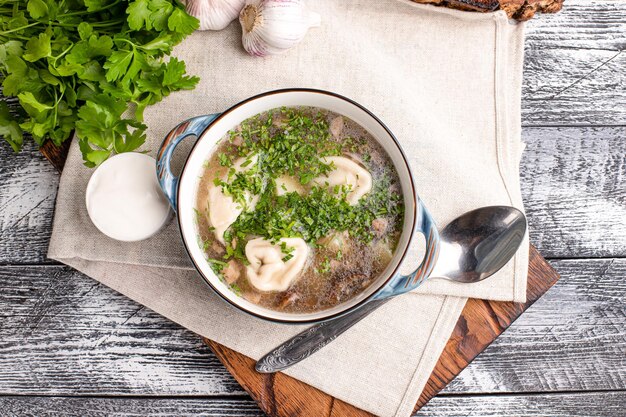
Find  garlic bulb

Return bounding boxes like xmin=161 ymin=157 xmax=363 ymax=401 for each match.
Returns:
xmin=183 ymin=0 xmax=246 ymax=31
xmin=239 ymin=0 xmax=321 ymax=57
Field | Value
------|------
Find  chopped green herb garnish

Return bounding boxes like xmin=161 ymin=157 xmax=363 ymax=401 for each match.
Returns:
xmin=315 ymin=257 xmax=331 ymax=274
xmin=233 ymin=107 xmax=339 ymax=184
xmin=208 ymin=258 xmax=227 ymax=279
xmin=218 ymin=152 xmax=232 ymax=167
xmin=202 ymin=107 xmax=404 ymax=273
xmin=193 ymin=208 xmax=202 ymax=223
xmin=230 ymin=182 xmax=401 ymax=246
xmin=230 ymin=283 xmax=242 ymax=296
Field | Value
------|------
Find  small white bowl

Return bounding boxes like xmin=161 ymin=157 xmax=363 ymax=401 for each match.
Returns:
xmin=86 ymin=152 xmax=172 ymax=242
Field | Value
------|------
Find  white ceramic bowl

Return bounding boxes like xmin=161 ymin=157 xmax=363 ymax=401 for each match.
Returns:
xmin=157 ymin=89 xmax=439 ymax=323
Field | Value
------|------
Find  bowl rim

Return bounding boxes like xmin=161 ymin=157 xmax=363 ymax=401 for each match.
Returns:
xmin=176 ymin=88 xmax=417 ymax=324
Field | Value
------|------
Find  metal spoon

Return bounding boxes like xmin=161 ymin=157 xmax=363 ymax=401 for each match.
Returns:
xmin=255 ymin=206 xmax=527 ymax=373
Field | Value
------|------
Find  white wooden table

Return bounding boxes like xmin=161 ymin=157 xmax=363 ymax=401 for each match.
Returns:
xmin=0 ymin=1 xmax=624 ymax=415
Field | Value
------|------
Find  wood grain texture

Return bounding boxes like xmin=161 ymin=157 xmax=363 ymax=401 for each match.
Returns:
xmin=420 ymin=391 xmax=626 ymax=416
xmin=0 ymin=266 xmax=243 ymax=396
xmin=206 ymin=341 xmax=355 ymax=417
xmin=524 ymin=0 xmax=626 ymax=51
xmin=0 ymin=1 xmax=623 ymax=415
xmin=0 ymin=391 xmax=624 ymax=416
xmin=0 ymin=140 xmax=59 ymax=265
xmin=39 ymin=139 xmax=71 ymax=173
xmin=1 ymin=259 xmax=622 ymax=397
xmin=522 ymin=49 xmax=626 ymax=126
xmin=0 ymin=396 xmax=266 ymax=417
xmin=522 ymin=1 xmax=626 ymax=126
xmin=414 ymin=247 xmax=559 ymax=407
xmin=520 ymin=126 xmax=626 ymax=258
xmin=444 ymin=258 xmax=626 ymax=394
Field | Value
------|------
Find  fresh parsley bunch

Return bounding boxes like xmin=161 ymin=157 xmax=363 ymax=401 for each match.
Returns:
xmin=0 ymin=0 xmax=199 ymax=166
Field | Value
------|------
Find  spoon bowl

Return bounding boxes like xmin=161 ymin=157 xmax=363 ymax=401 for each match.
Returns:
xmin=431 ymin=206 xmax=527 ymax=283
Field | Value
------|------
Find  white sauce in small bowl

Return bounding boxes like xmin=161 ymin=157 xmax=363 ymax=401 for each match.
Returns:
xmin=85 ymin=153 xmax=171 ymax=242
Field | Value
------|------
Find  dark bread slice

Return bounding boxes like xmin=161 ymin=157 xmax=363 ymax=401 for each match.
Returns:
xmin=412 ymin=0 xmax=564 ymax=20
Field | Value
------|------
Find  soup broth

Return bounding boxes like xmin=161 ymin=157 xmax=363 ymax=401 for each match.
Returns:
xmin=195 ymin=106 xmax=404 ymax=313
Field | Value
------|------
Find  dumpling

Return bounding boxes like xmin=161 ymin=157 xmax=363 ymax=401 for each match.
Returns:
xmin=207 ymin=186 xmax=242 ymax=244
xmin=207 ymin=156 xmax=258 ymax=244
xmin=245 ymin=237 xmax=309 ymax=292
xmin=314 ymin=156 xmax=372 ymax=204
xmin=276 ymin=175 xmax=303 ymax=196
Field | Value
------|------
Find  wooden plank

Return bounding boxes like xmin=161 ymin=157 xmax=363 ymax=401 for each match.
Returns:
xmin=0 ymin=396 xmax=265 ymax=416
xmin=0 ymin=140 xmax=59 ymax=265
xmin=445 ymin=323 xmax=626 ymax=394
xmin=521 ymin=49 xmax=626 ymax=126
xmin=524 ymin=0 xmax=626 ymax=51
xmin=0 ymin=265 xmax=244 ymax=396
xmin=520 ymin=1 xmax=626 ymax=126
xmin=444 ymin=258 xmax=626 ymax=394
xmin=505 ymin=258 xmax=626 ymax=328
xmin=40 ymin=139 xmax=71 ymax=173
xmin=420 ymin=391 xmax=626 ymax=416
xmin=0 ymin=259 xmax=619 ymax=396
xmin=520 ymin=126 xmax=626 ymax=258
xmin=0 ymin=327 xmax=244 ymax=396
xmin=2 ymin=125 xmax=623 ymax=264
xmin=0 ymin=392 xmax=624 ymax=416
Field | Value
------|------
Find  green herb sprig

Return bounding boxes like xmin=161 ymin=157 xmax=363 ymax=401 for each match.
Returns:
xmin=0 ymin=0 xmax=199 ymax=166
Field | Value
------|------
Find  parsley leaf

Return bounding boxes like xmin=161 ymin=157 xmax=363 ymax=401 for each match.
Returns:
xmin=168 ymin=8 xmax=199 ymax=34
xmin=22 ymin=32 xmax=51 ymax=62
xmin=27 ymin=0 xmax=48 ymax=20
xmin=18 ymin=91 xmax=53 ymax=113
xmin=127 ymin=0 xmax=152 ymax=31
xmin=0 ymin=0 xmax=200 ymax=166
xmin=0 ymin=102 xmax=23 ymax=152
xmin=103 ymin=50 xmax=134 ymax=82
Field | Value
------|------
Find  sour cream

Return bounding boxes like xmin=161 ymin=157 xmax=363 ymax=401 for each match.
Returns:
xmin=85 ymin=152 xmax=171 ymax=242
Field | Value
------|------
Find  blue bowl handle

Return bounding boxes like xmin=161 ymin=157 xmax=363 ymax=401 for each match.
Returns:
xmin=374 ymin=197 xmax=440 ymax=299
xmin=156 ymin=114 xmax=220 ymax=212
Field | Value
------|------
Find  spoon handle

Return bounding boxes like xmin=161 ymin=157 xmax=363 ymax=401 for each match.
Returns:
xmin=255 ymin=298 xmax=389 ymax=373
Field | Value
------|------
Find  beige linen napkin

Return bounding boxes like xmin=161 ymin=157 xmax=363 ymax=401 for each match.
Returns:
xmin=48 ymin=1 xmax=528 ymax=416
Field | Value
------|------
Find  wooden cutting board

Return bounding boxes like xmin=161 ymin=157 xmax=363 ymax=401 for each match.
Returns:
xmin=205 ymin=246 xmax=559 ymax=416
xmin=40 ymin=144 xmax=560 ymax=416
